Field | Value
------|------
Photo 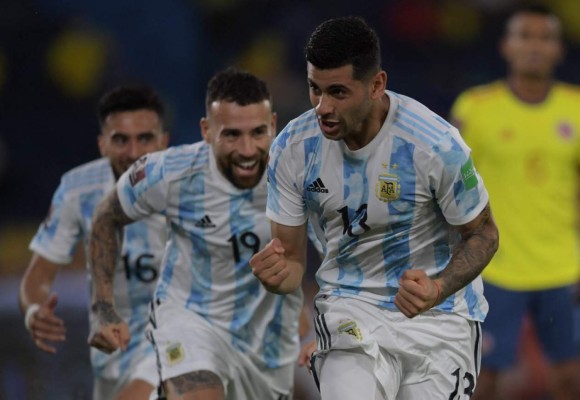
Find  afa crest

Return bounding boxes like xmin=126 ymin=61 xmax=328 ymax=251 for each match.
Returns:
xmin=376 ymin=173 xmax=400 ymax=202
xmin=166 ymin=342 xmax=185 ymax=365
xmin=338 ymin=320 xmax=363 ymax=341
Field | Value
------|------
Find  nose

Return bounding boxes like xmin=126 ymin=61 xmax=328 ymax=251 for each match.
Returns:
xmin=238 ymin=134 xmax=256 ymax=157
xmin=315 ymin=94 xmax=333 ymax=116
xmin=127 ymin=140 xmax=142 ymax=161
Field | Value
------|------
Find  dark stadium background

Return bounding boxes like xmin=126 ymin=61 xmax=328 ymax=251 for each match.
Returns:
xmin=1 ymin=0 xmax=579 ymax=399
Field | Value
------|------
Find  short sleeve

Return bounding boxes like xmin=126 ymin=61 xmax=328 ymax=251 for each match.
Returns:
xmin=29 ymin=179 xmax=81 ymax=264
xmin=266 ymin=132 xmax=307 ymax=226
xmin=117 ymin=152 xmax=169 ymax=220
xmin=429 ymin=128 xmax=489 ymax=226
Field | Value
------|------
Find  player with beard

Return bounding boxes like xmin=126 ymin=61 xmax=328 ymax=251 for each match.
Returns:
xmin=88 ymin=67 xmax=303 ymax=400
xmin=19 ymin=85 xmax=169 ymax=399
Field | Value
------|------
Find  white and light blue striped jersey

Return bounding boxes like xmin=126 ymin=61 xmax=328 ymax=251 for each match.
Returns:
xmin=117 ymin=141 xmax=303 ymax=369
xmin=29 ymin=158 xmax=167 ymax=380
xmin=267 ymin=90 xmax=490 ymax=322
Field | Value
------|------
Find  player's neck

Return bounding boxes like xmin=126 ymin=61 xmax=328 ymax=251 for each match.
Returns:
xmin=506 ymin=74 xmax=553 ymax=104
xmin=344 ymin=94 xmax=390 ymax=151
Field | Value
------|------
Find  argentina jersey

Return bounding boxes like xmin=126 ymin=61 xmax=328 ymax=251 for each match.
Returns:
xmin=117 ymin=142 xmax=303 ymax=369
xmin=29 ymin=158 xmax=167 ymax=380
xmin=267 ymin=90 xmax=489 ymax=322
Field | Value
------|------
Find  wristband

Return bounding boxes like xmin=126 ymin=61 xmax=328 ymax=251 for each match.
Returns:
xmin=24 ymin=303 xmax=40 ymax=331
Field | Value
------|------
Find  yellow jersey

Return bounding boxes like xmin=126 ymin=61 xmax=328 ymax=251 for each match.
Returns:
xmin=451 ymin=80 xmax=580 ymax=290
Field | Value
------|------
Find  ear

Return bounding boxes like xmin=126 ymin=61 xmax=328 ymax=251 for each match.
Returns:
xmin=555 ymin=41 xmax=565 ymax=66
xmin=371 ymin=71 xmax=387 ymax=100
xmin=97 ymin=134 xmax=107 ymax=157
xmin=271 ymin=112 xmax=278 ymax=136
xmin=200 ymin=117 xmax=211 ymax=143
xmin=161 ymin=132 xmax=170 ymax=149
xmin=499 ymin=37 xmax=509 ymax=61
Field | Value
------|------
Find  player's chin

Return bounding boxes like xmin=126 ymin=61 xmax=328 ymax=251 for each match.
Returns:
xmin=232 ymin=175 xmax=262 ymax=189
xmin=114 ymin=163 xmax=134 ymax=176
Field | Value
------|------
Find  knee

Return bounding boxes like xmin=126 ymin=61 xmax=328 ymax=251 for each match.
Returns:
xmin=164 ymin=370 xmax=224 ymax=399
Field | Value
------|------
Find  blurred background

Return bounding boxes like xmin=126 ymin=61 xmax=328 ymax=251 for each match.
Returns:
xmin=1 ymin=0 xmax=579 ymax=399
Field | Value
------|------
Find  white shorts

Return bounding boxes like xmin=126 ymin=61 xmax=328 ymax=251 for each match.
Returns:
xmin=92 ymin=347 xmax=158 ymax=400
xmin=148 ymin=300 xmax=294 ymax=400
xmin=311 ymin=296 xmax=481 ymax=400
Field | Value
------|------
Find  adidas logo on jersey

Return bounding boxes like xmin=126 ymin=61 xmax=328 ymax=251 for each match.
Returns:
xmin=306 ymin=178 xmax=329 ymax=193
xmin=195 ymin=215 xmax=216 ymax=228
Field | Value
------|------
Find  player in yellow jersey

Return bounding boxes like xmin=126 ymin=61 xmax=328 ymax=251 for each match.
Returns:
xmin=451 ymin=5 xmax=580 ymax=399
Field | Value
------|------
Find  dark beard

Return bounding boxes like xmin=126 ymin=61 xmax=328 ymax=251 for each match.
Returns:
xmin=220 ymin=158 xmax=266 ymax=189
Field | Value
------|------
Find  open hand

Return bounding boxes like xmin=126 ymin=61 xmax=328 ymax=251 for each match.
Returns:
xmin=27 ymin=293 xmax=66 ymax=353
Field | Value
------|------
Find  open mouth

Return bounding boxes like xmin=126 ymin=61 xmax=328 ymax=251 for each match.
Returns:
xmin=233 ymin=160 xmax=259 ymax=176
xmin=319 ymin=118 xmax=340 ymax=136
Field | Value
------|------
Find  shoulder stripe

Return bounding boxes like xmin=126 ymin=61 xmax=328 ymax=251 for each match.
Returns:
xmin=393 ymin=120 xmax=437 ymax=146
xmin=61 ymin=159 xmax=115 ymax=192
xmin=398 ymin=107 xmax=445 ymax=137
xmin=65 ymin=171 xmax=110 ymax=190
xmin=164 ymin=144 xmax=209 ymax=174
xmin=395 ymin=111 xmax=440 ymax=143
xmin=433 ymin=114 xmax=452 ymax=129
xmin=291 ymin=114 xmax=319 ymax=135
xmin=165 ymin=155 xmax=196 ymax=169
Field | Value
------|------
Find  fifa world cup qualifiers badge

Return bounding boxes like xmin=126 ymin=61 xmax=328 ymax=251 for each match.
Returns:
xmin=461 ymin=158 xmax=478 ymax=191
xmin=129 ymin=155 xmax=148 ymax=186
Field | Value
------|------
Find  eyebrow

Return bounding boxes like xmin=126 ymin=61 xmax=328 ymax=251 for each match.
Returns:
xmin=307 ymin=79 xmax=348 ymax=92
xmin=251 ymin=124 xmax=268 ymax=132
xmin=110 ymin=131 xmax=157 ymax=137
xmin=221 ymin=124 xmax=268 ymax=134
xmin=328 ymin=84 xmax=348 ymax=91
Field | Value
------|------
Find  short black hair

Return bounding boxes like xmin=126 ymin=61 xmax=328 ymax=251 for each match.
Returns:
xmin=305 ymin=16 xmax=381 ymax=81
xmin=505 ymin=4 xmax=560 ymax=34
xmin=98 ymin=85 xmax=165 ymax=126
xmin=205 ymin=67 xmax=271 ymax=110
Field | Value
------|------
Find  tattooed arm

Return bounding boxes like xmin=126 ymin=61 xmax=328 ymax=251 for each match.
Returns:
xmin=88 ymin=189 xmax=135 ymax=353
xmin=395 ymin=202 xmax=499 ymax=318
xmin=438 ymin=202 xmax=498 ymax=297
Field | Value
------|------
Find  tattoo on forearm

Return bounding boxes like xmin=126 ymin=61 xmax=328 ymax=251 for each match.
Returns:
xmin=167 ymin=370 xmax=223 ymax=395
xmin=90 ymin=191 xmax=134 ymax=300
xmin=91 ymin=300 xmax=123 ymax=324
xmin=439 ymin=204 xmax=499 ymax=299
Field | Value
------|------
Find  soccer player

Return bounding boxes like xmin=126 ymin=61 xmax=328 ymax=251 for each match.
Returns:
xmin=19 ymin=85 xmax=170 ymax=399
xmin=250 ymin=16 xmax=499 ymax=399
xmin=88 ymin=68 xmax=303 ymax=400
xmin=451 ymin=5 xmax=580 ymax=399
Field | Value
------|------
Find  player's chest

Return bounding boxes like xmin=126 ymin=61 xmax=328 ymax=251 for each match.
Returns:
xmin=168 ymin=181 xmax=271 ymax=254
xmin=476 ymin=107 xmax=580 ymax=162
xmin=303 ymin=152 xmax=428 ymax=231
